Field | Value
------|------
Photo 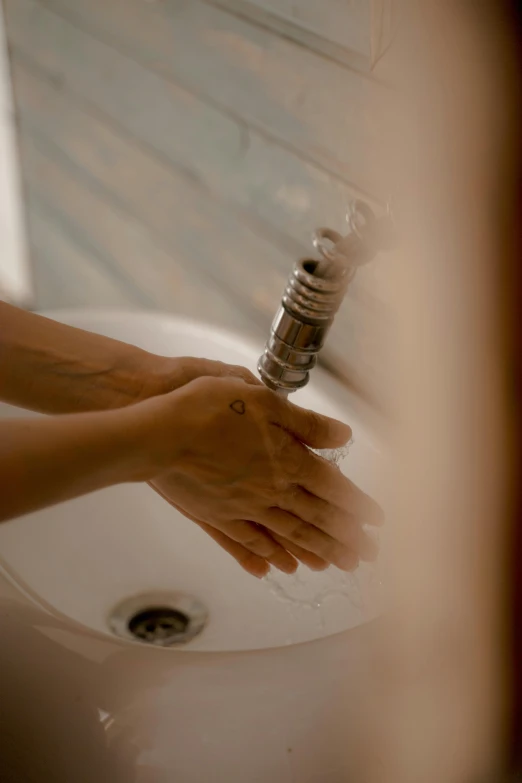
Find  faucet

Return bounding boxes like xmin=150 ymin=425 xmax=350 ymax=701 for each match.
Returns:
xmin=257 ymin=200 xmax=395 ymax=395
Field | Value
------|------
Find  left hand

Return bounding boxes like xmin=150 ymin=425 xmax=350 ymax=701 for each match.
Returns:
xmin=135 ymin=354 xmax=262 ymax=399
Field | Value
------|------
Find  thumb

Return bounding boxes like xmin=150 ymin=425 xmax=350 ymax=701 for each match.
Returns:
xmin=273 ymin=397 xmax=352 ymax=449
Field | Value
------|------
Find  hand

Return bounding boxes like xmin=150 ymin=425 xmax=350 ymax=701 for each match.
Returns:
xmin=136 ymin=376 xmax=383 ymax=578
xmin=136 ymin=354 xmax=337 ymax=573
xmin=134 ymin=354 xmax=262 ymax=400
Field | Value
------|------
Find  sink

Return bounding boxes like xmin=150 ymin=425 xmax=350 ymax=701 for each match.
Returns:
xmin=0 ymin=310 xmax=385 ymax=783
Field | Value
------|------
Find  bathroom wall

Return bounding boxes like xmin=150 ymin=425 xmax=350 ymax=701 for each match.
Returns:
xmin=0 ymin=1 xmax=31 ymax=304
xmin=3 ymin=0 xmax=395 ymax=402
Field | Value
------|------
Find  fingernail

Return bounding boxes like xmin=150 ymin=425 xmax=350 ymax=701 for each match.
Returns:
xmin=279 ymin=560 xmax=298 ymax=575
xmin=253 ymin=564 xmax=271 ymax=579
xmin=309 ymin=561 xmax=329 ymax=572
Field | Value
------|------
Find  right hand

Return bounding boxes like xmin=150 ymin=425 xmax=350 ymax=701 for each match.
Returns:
xmin=136 ymin=376 xmax=383 ymax=577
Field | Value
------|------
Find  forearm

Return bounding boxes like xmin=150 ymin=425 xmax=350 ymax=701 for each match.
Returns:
xmin=0 ymin=303 xmax=258 ymax=417
xmin=0 ymin=407 xmax=152 ymax=523
xmin=0 ymin=302 xmax=162 ymax=414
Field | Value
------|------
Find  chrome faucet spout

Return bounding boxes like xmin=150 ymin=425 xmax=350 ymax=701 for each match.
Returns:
xmin=257 ymin=200 xmax=394 ymax=394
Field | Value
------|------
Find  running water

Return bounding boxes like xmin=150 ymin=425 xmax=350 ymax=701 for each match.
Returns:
xmin=263 ymin=437 xmax=381 ymax=639
xmin=314 ymin=440 xmax=353 ymax=466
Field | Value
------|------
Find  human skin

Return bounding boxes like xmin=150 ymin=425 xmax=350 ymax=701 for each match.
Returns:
xmin=0 ymin=303 xmax=382 ymax=576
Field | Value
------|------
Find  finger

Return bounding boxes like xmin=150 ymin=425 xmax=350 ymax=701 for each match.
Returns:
xmin=299 ymin=452 xmax=385 ymax=526
xmin=263 ymin=389 xmax=352 ymax=449
xmin=259 ymin=507 xmax=359 ymax=571
xmin=270 ymin=532 xmax=329 ymax=571
xmin=151 ymin=481 xmax=274 ymax=577
xmin=285 ymin=484 xmax=381 ymax=563
xmin=274 ymin=496 xmax=378 ymax=563
xmin=226 ymin=365 xmax=262 ymax=386
xmin=196 ymin=521 xmax=271 ymax=578
xmin=221 ymin=519 xmax=298 ymax=574
xmin=284 ymin=485 xmax=360 ymax=545
xmin=181 ymin=358 xmax=261 ymax=387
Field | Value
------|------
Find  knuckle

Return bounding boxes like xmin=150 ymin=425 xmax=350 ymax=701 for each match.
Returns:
xmin=288 ymin=518 xmax=313 ymax=545
xmin=285 ymin=482 xmax=301 ymax=503
xmin=237 ymin=526 xmax=274 ymax=556
xmin=313 ymin=498 xmax=336 ymax=527
xmin=244 ymin=537 xmax=270 ymax=555
xmin=272 ymin=474 xmax=288 ymax=494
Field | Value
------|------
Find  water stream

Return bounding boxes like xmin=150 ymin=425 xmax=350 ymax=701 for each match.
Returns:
xmin=263 ymin=439 xmax=381 ymax=639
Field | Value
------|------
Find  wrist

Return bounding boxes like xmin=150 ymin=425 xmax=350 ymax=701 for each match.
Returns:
xmin=105 ymin=354 xmax=219 ymax=410
xmin=0 ymin=304 xmax=209 ymax=415
xmin=96 ymin=350 xmax=186 ymax=410
xmin=120 ymin=389 xmax=190 ymax=482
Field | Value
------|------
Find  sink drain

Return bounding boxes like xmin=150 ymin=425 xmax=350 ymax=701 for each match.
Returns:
xmin=109 ymin=592 xmax=208 ymax=647
xmin=128 ymin=607 xmax=190 ymax=644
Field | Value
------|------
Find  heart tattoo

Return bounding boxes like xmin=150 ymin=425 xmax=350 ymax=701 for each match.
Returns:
xmin=229 ymin=400 xmax=246 ymax=415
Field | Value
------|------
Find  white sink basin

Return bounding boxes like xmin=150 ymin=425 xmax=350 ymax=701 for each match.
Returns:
xmin=0 ymin=310 xmax=385 ymax=782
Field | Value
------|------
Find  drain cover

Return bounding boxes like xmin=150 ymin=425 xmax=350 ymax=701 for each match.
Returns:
xmin=128 ymin=607 xmax=190 ymax=644
xmin=109 ymin=592 xmax=208 ymax=647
